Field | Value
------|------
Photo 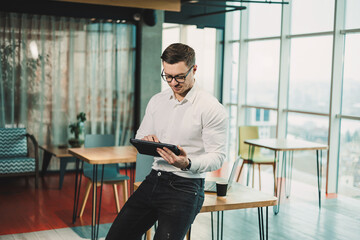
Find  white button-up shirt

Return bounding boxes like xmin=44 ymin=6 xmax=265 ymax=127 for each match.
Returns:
xmin=135 ymin=82 xmax=228 ymax=179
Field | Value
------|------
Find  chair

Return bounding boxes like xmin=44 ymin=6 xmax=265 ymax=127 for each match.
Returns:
xmin=79 ymin=134 xmax=130 ymax=217
xmin=236 ymin=126 xmax=276 ymax=191
xmin=135 ymin=153 xmax=153 ymax=183
xmin=0 ymin=128 xmax=39 ymax=188
xmin=134 ymin=153 xmax=153 ymax=240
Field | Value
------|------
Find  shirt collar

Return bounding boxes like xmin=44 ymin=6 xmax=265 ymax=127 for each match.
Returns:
xmin=168 ymin=81 xmax=198 ymax=104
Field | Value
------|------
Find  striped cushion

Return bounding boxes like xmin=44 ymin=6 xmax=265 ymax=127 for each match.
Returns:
xmin=0 ymin=157 xmax=35 ymax=174
xmin=0 ymin=128 xmax=27 ymax=157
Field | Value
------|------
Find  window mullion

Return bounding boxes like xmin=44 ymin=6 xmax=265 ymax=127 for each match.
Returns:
xmin=327 ymin=0 xmax=346 ymax=195
xmin=237 ymin=3 xmax=249 ymax=127
xmin=276 ymin=0 xmax=292 ymax=139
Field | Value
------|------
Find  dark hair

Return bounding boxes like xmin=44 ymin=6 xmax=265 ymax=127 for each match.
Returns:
xmin=161 ymin=43 xmax=195 ymax=67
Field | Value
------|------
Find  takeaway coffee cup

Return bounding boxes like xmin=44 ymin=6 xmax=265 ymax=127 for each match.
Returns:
xmin=216 ymin=182 xmax=228 ymax=197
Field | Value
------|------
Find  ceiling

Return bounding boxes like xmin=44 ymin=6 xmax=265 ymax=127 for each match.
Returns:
xmin=53 ymin=0 xmax=181 ymax=12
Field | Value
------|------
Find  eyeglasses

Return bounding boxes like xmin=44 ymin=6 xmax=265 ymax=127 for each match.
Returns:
xmin=161 ymin=65 xmax=194 ymax=83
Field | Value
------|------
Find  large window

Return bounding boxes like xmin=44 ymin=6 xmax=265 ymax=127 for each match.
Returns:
xmin=287 ymin=113 xmax=329 ymax=143
xmin=345 ymin=0 xmax=360 ymax=29
xmin=339 ymin=32 xmax=360 ymax=196
xmin=288 ymin=36 xmax=333 ymax=113
xmin=162 ymin=23 xmax=222 ymax=97
xmin=291 ymin=0 xmax=334 ymax=34
xmin=247 ymin=40 xmax=280 ymax=108
xmin=342 ymin=34 xmax=360 ymax=116
xmin=287 ymin=113 xmax=329 ymax=181
xmin=223 ymin=0 xmax=360 ymax=199
xmin=339 ymin=119 xmax=360 ymax=197
xmin=288 ymin=0 xmax=333 ymax=186
xmin=248 ymin=3 xmax=281 ymax=38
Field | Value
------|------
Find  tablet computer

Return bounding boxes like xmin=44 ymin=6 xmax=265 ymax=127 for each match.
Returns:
xmin=130 ymin=138 xmax=181 ymax=157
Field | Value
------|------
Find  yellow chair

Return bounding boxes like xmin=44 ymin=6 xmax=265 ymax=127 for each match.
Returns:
xmin=236 ymin=126 xmax=276 ymax=191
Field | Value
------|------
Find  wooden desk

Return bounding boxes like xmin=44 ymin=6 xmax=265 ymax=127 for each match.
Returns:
xmin=244 ymin=138 xmax=328 ymax=214
xmin=134 ymin=181 xmax=277 ymax=240
xmin=69 ymin=146 xmax=137 ymax=165
xmin=39 ymin=145 xmax=75 ymax=189
xmin=68 ymin=146 xmax=137 ymax=240
xmin=200 ymin=181 xmax=277 ymax=213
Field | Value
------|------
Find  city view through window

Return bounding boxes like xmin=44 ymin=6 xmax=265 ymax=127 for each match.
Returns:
xmin=162 ymin=1 xmax=360 ymax=199
xmin=224 ymin=0 xmax=360 ymax=199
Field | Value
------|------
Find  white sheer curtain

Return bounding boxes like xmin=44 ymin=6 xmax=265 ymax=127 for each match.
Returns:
xmin=0 ymin=12 xmax=135 ymax=147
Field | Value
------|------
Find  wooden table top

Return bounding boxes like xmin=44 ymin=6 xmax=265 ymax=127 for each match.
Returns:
xmin=244 ymin=138 xmax=328 ymax=151
xmin=39 ymin=145 xmax=73 ymax=158
xmin=200 ymin=182 xmax=277 ymax=212
xmin=68 ymin=146 xmax=138 ymax=165
xmin=134 ymin=181 xmax=277 ymax=213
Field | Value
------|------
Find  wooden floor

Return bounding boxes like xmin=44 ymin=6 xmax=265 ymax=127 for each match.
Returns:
xmin=1 ymin=165 xmax=360 ymax=240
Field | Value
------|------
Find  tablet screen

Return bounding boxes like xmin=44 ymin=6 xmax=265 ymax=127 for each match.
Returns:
xmin=130 ymin=138 xmax=180 ymax=157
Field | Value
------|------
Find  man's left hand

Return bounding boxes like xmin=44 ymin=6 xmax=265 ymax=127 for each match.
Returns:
xmin=157 ymin=145 xmax=189 ymax=169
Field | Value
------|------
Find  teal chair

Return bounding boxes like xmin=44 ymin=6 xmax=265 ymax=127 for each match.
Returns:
xmin=135 ymin=153 xmax=153 ymax=183
xmin=79 ymin=134 xmax=130 ymax=217
xmin=134 ymin=153 xmax=154 ymax=240
xmin=0 ymin=128 xmax=39 ymax=188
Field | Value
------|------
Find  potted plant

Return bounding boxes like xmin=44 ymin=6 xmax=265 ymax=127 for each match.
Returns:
xmin=68 ymin=112 xmax=86 ymax=148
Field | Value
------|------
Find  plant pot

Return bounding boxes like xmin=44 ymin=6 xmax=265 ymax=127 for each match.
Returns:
xmin=68 ymin=138 xmax=84 ymax=148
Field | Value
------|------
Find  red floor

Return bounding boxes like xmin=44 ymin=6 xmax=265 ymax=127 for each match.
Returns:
xmin=0 ymin=169 xmax=132 ymax=235
xmin=0 ymin=164 xmax=229 ymax=235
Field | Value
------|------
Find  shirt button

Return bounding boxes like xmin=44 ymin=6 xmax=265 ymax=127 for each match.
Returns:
xmin=157 ymin=172 xmax=161 ymax=177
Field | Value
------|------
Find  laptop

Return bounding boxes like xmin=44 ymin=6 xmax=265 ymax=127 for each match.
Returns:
xmin=204 ymin=156 xmax=241 ymax=193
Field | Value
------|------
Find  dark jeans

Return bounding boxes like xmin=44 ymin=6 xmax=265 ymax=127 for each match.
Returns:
xmin=106 ymin=170 xmax=205 ymax=240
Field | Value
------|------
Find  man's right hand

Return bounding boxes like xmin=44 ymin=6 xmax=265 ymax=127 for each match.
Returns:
xmin=141 ymin=135 xmax=160 ymax=142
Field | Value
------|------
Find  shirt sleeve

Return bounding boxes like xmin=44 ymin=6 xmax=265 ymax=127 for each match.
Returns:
xmin=190 ymin=103 xmax=228 ymax=173
xmin=135 ymin=97 xmax=155 ymax=139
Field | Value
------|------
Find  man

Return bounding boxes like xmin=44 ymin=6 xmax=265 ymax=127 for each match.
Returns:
xmin=106 ymin=43 xmax=227 ymax=240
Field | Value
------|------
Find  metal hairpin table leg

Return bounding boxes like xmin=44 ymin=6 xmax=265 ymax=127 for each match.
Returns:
xmin=90 ymin=164 xmax=105 ymax=240
xmin=266 ymin=207 xmax=268 ymax=240
xmin=285 ymin=151 xmax=294 ymax=198
xmin=246 ymin=146 xmax=252 ymax=186
xmin=316 ymin=150 xmax=322 ymax=209
xmin=217 ymin=211 xmax=220 ymax=240
xmin=246 ymin=145 xmax=256 ymax=186
xmin=211 ymin=212 xmax=214 ymax=240
xmin=72 ymin=158 xmax=79 ymax=224
xmin=72 ymin=159 xmax=83 ymax=224
xmin=91 ymin=165 xmax=95 ymax=239
xmin=273 ymin=151 xmax=280 ymax=215
xmin=41 ymin=150 xmax=52 ymax=176
xmin=258 ymin=207 xmax=263 ymax=240
xmin=96 ymin=165 xmax=105 ymax=239
xmin=211 ymin=211 xmax=224 ymax=240
xmin=220 ymin=211 xmax=224 ymax=240
xmin=258 ymin=207 xmax=268 ymax=240
xmin=274 ymin=151 xmax=286 ymax=215
xmin=131 ymin=162 xmax=135 ymax=194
